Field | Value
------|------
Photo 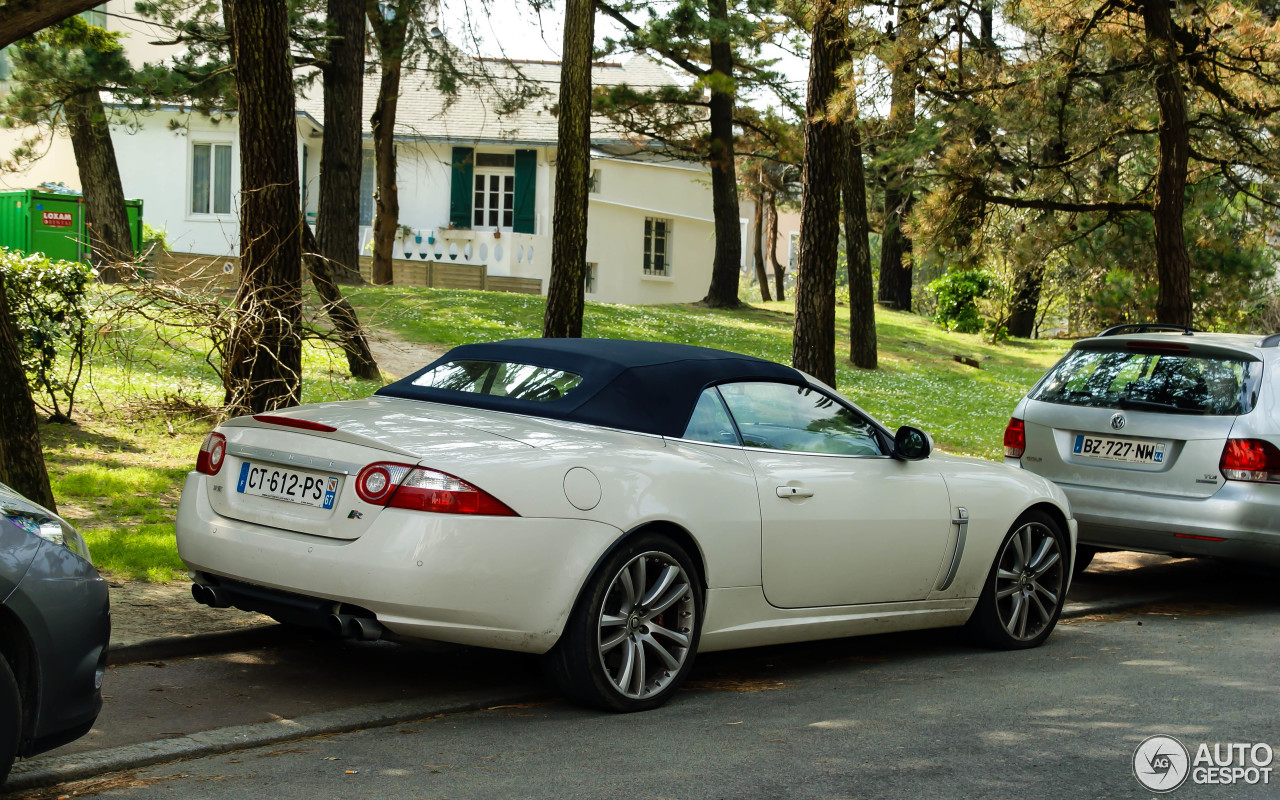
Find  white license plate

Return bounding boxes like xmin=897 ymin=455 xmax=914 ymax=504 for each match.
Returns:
xmin=1072 ymin=434 xmax=1166 ymax=464
xmin=236 ymin=462 xmax=339 ymax=509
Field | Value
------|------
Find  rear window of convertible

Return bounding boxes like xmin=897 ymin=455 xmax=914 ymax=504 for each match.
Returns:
xmin=1031 ymin=348 xmax=1261 ymax=416
xmin=411 ymin=360 xmax=584 ymax=402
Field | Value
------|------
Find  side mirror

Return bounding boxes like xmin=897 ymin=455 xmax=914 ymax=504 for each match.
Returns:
xmin=893 ymin=425 xmax=932 ymax=461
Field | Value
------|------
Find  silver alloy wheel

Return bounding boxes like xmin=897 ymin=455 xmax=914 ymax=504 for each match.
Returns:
xmin=597 ymin=550 xmax=696 ymax=700
xmin=993 ymin=521 xmax=1064 ymax=641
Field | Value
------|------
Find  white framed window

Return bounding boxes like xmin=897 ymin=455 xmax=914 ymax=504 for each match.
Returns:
xmin=589 ymin=169 xmax=602 ymax=194
xmin=584 ymin=262 xmax=598 ymax=294
xmin=787 ymin=231 xmax=800 ymax=269
xmin=191 ymin=142 xmax=233 ymax=216
xmin=644 ymin=217 xmax=672 ymax=276
xmin=473 ymin=152 xmax=515 ymax=230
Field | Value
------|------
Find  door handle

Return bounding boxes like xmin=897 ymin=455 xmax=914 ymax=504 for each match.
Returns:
xmin=776 ymin=486 xmax=814 ymax=498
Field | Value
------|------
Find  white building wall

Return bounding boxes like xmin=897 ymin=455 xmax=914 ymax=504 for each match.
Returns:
xmin=584 ymin=157 xmax=715 ymax=305
xmin=110 ymin=110 xmax=317 ymax=255
xmin=0 ymin=126 xmax=80 ymax=191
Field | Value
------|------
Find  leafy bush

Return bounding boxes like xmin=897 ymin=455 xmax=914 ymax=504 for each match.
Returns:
xmin=0 ymin=249 xmax=96 ymax=422
xmin=928 ymin=269 xmax=992 ymax=333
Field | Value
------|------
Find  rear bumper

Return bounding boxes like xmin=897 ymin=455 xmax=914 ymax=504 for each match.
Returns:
xmin=1061 ymin=480 xmax=1280 ymax=566
xmin=175 ymin=473 xmax=624 ymax=653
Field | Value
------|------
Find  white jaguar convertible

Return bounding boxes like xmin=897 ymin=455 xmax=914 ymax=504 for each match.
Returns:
xmin=176 ymin=338 xmax=1076 ymax=711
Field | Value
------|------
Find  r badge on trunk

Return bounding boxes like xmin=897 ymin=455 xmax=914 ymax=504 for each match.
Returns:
xmin=1110 ymin=413 xmax=1126 ymax=430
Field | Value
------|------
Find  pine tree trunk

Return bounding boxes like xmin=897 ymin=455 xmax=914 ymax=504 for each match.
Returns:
xmin=791 ymin=0 xmax=842 ymax=387
xmin=369 ymin=54 xmax=402 ymax=287
xmin=767 ymin=190 xmax=785 ymax=302
xmin=0 ymin=278 xmax=57 ymax=510
xmin=543 ymin=0 xmax=594 ymax=339
xmin=876 ymin=0 xmax=920 ymax=312
xmin=1005 ymin=263 xmax=1044 ymax=338
xmin=65 ymin=91 xmax=133 ymax=283
xmin=1140 ymin=0 xmax=1193 ymax=327
xmin=316 ymin=0 xmax=366 ymax=286
xmin=751 ymin=191 xmax=771 ymax=302
xmin=302 ymin=222 xmax=380 ymax=380
xmin=842 ymin=119 xmax=876 ymax=370
xmin=224 ymin=0 xmax=303 ymax=415
xmin=699 ymin=0 xmax=742 ymax=309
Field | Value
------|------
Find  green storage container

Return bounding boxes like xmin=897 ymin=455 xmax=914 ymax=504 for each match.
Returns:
xmin=0 ymin=189 xmax=86 ymax=262
xmin=0 ymin=190 xmax=145 ymax=261
xmin=125 ymin=198 xmax=143 ymax=254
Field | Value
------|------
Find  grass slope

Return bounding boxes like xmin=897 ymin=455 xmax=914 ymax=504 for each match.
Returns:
xmin=40 ymin=288 xmax=1069 ymax=581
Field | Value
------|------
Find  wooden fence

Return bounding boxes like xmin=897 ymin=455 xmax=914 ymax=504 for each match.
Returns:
xmin=151 ymin=250 xmax=542 ymax=296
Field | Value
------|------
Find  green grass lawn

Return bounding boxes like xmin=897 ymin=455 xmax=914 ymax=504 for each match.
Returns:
xmin=41 ymin=287 xmax=1069 ymax=582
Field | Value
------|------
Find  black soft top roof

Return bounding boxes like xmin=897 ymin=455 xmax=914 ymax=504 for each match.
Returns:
xmin=375 ymin=338 xmax=805 ymax=436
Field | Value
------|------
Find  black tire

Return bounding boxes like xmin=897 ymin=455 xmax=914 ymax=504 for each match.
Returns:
xmin=0 ymin=655 xmax=21 ymax=788
xmin=543 ymin=533 xmax=704 ymax=712
xmin=966 ymin=510 xmax=1069 ymax=650
xmin=1073 ymin=545 xmax=1099 ymax=580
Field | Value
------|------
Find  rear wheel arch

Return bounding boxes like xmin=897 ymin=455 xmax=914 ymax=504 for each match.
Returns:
xmin=605 ymin=521 xmax=708 ymax=601
xmin=550 ymin=521 xmax=708 ymax=651
xmin=1027 ymin=501 xmax=1073 ymax=562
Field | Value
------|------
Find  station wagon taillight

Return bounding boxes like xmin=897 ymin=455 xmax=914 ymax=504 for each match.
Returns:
xmin=1219 ymin=439 xmax=1280 ymax=484
xmin=196 ymin=432 xmax=227 ymax=476
xmin=1003 ymin=418 xmax=1026 ymax=458
xmin=356 ymin=462 xmax=517 ymax=516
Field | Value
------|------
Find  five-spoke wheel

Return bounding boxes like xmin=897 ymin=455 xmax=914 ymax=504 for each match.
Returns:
xmin=967 ymin=511 xmax=1068 ymax=649
xmin=544 ymin=534 xmax=703 ymax=712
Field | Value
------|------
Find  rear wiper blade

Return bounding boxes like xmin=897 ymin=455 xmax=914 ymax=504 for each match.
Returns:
xmin=1115 ymin=397 xmax=1206 ymax=415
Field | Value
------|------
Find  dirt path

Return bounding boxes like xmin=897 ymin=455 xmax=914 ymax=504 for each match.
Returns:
xmin=108 ymin=579 xmax=271 ymax=649
xmin=366 ymin=332 xmax=445 ymax=380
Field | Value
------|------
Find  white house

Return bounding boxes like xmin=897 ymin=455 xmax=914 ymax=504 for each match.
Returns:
xmin=1 ymin=9 xmax=721 ymax=305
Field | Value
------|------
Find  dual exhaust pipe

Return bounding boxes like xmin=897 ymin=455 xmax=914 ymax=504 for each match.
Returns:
xmin=191 ymin=583 xmax=230 ymax=608
xmin=190 ymin=583 xmax=383 ymax=641
xmin=328 ymin=614 xmax=383 ymax=641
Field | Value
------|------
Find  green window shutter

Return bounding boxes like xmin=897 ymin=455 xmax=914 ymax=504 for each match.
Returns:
xmin=513 ymin=149 xmax=537 ymax=234
xmin=449 ymin=146 xmax=474 ymax=228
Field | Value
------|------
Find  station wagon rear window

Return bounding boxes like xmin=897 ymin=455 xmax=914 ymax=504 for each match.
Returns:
xmin=1031 ymin=348 xmax=1261 ymax=416
xmin=411 ymin=360 xmax=583 ymax=402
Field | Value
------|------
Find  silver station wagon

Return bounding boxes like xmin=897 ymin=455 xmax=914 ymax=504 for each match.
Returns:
xmin=1005 ymin=325 xmax=1280 ymax=572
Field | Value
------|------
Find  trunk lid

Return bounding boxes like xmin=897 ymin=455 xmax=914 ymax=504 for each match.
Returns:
xmin=205 ymin=398 xmax=533 ymax=540
xmin=1021 ymin=400 xmax=1236 ymax=498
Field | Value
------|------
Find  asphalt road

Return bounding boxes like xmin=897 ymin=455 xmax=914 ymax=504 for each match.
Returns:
xmin=10 ymin=555 xmax=1279 ymax=800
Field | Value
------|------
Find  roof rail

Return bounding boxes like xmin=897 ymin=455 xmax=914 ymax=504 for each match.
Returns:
xmin=1096 ymin=323 xmax=1196 ymax=337
xmin=1260 ymin=333 xmax=1280 ymax=348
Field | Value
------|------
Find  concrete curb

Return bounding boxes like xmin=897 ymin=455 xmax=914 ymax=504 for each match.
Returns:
xmin=1061 ymin=592 xmax=1182 ymax=619
xmin=5 ymin=685 xmax=547 ymax=794
xmin=108 ymin=624 xmax=290 ymax=666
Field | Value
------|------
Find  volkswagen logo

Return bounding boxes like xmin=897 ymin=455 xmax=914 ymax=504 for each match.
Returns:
xmin=1110 ymin=413 xmax=1126 ymax=431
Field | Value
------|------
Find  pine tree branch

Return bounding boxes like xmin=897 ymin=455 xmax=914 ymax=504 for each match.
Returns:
xmin=594 ymin=0 xmax=709 ymax=77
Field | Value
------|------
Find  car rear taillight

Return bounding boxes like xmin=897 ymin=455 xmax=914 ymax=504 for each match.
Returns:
xmin=389 ymin=468 xmax=518 ymax=516
xmin=354 ymin=462 xmax=518 ymax=516
xmin=1219 ymin=439 xmax=1280 ymax=484
xmin=354 ymin=462 xmax=413 ymax=504
xmin=196 ymin=432 xmax=227 ymax=476
xmin=1003 ymin=418 xmax=1026 ymax=458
